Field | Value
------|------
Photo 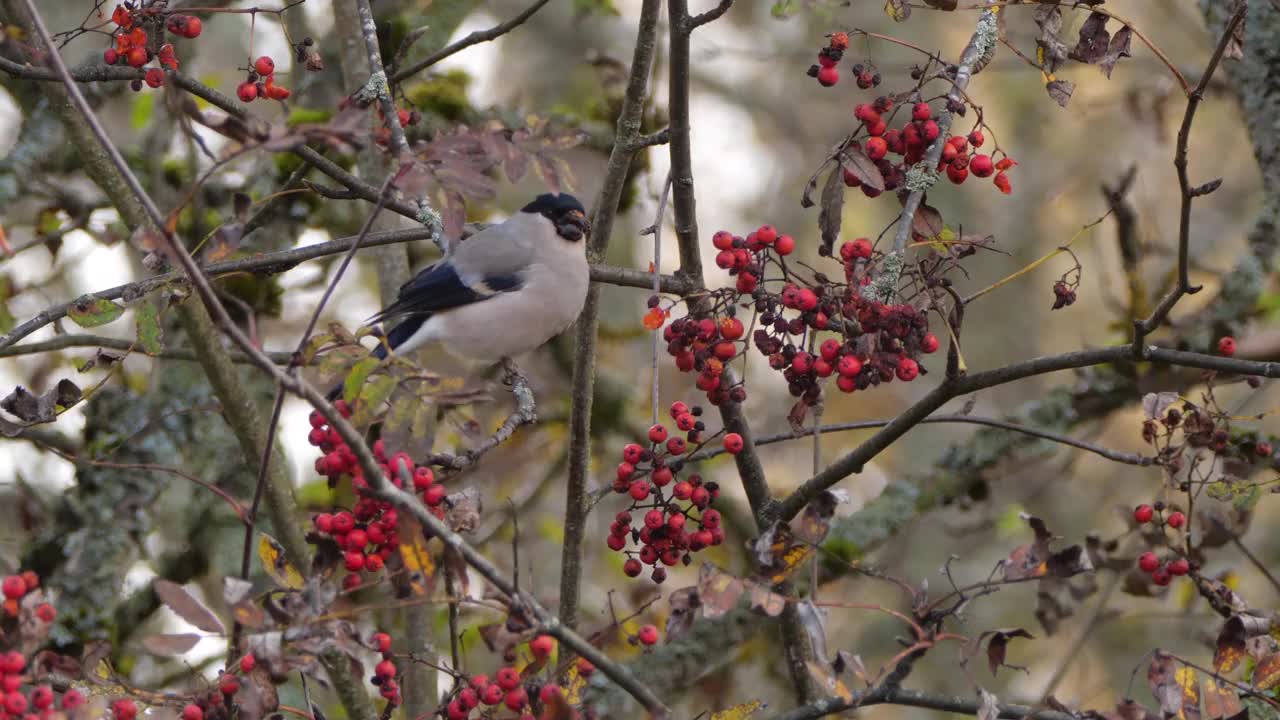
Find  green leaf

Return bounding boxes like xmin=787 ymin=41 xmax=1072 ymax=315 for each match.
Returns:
xmin=286 ymin=108 xmax=334 ymax=126
xmin=351 ymin=375 xmax=396 ymax=427
xmin=67 ymin=296 xmax=125 ymax=328
xmin=1233 ymin=483 xmax=1262 ymax=511
xmin=131 ymin=92 xmax=155 ymax=132
xmin=343 ymin=357 xmax=380 ymax=404
xmin=134 ymin=301 xmax=164 ymax=355
xmin=0 ymin=275 xmax=14 ymax=334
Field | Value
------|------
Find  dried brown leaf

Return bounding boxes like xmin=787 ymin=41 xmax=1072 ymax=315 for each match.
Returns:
xmin=141 ymin=633 xmax=202 ymax=656
xmin=153 ymin=580 xmax=224 ymax=634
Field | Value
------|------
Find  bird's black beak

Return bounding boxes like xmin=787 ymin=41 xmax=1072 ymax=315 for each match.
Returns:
xmin=556 ymin=209 xmax=590 ymax=242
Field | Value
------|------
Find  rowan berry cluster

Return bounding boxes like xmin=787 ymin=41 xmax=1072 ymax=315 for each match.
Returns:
xmin=306 ymin=400 xmax=446 ymax=590
xmin=850 ymin=100 xmax=1015 ymax=195
xmin=102 ymin=4 xmax=200 ymax=90
xmin=1132 ymin=503 xmax=1191 ymax=586
xmin=443 ymin=643 xmax=573 ymax=720
xmin=0 ymin=572 xmax=77 ymax=720
xmin=607 ymin=402 xmax=730 ymax=584
xmin=1 ymin=571 xmax=52 ymax=621
xmin=237 ymin=54 xmax=292 ymax=103
xmin=807 ymin=32 xmax=880 ymax=88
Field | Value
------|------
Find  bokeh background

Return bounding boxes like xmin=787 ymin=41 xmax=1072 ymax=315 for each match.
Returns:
xmin=0 ymin=0 xmax=1276 ymax=717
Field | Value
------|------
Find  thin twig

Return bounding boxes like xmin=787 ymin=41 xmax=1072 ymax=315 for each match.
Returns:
xmin=649 ymin=174 xmax=673 ymax=426
xmin=687 ymin=413 xmax=1152 ymax=466
xmin=1131 ymin=7 xmax=1244 ymax=355
xmin=389 ymin=0 xmax=554 ymax=83
xmin=0 ymin=334 xmax=294 ymax=364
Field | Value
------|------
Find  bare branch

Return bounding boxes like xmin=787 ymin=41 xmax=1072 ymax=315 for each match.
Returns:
xmin=770 ymin=685 xmax=1077 ymax=720
xmin=0 ymin=334 xmax=293 ymax=364
xmin=1131 ymin=7 xmax=1246 ymax=352
xmin=560 ymin=0 xmax=664 ymax=631
xmin=389 ymin=0 xmax=554 ymax=84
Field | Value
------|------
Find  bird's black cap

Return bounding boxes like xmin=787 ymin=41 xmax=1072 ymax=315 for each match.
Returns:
xmin=521 ymin=193 xmax=585 ymax=216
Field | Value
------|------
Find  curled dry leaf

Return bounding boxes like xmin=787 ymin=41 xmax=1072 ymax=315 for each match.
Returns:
xmin=1200 ymin=676 xmax=1244 ymax=720
xmin=985 ymin=628 xmax=1034 ymax=677
xmin=666 ymin=586 xmax=701 ymax=642
xmin=140 ymin=633 xmax=202 ymax=656
xmin=153 ymin=579 xmax=224 ymax=634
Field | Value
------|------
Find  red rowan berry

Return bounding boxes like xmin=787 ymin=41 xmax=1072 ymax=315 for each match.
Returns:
xmin=459 ymin=688 xmax=479 ymax=709
xmin=240 ymin=653 xmax=256 ymax=673
xmin=481 ymin=684 xmax=504 ymax=705
xmin=495 ymin=667 xmax=521 ymax=691
xmin=126 ymin=46 xmax=148 ymax=67
xmin=651 ymin=566 xmax=667 ymax=583
xmin=1217 ymin=336 xmax=1236 ymax=356
xmin=470 ymin=675 xmax=490 ymax=690
xmin=896 ymin=357 xmax=919 ymax=381
xmin=446 ymin=699 xmax=467 ymax=720
xmin=104 ymin=48 xmax=120 ymax=64
xmin=637 ymin=624 xmax=659 ymax=646
xmin=219 ymin=673 xmax=240 ymax=696
xmin=36 ymin=603 xmax=55 ymax=622
xmin=413 ymin=466 xmax=434 ymax=490
xmin=1166 ymin=511 xmax=1186 ymax=529
xmin=182 ymin=704 xmax=203 ymax=720
xmin=30 ymin=686 xmax=53 ymax=711
xmin=5 ymin=693 xmax=28 ymax=715
xmin=1133 ymin=504 xmax=1154 ymax=524
xmin=912 ymin=102 xmax=931 ymax=121
xmin=774 ymin=234 xmax=795 ymax=255
xmin=112 ymin=699 xmax=137 ymax=720
xmin=530 ymin=634 xmax=555 ymax=659
xmin=1167 ymin=558 xmax=1190 ymax=576
xmin=237 ymin=81 xmax=258 ymax=102
xmin=372 ymin=632 xmax=392 ymax=653
xmin=666 ymin=436 xmax=687 ymax=454
xmin=1151 ymin=568 xmax=1171 ymax=586
xmin=970 ymin=154 xmax=994 ymax=178
xmin=921 ymin=333 xmax=940 ymax=353
xmin=62 ymin=690 xmax=86 ymax=710
xmin=865 ymin=136 xmax=888 ymax=161
xmin=1 ymin=576 xmax=24 ymax=600
xmin=540 ymin=684 xmax=564 ymax=704
xmin=946 ymin=163 xmax=968 ymax=184
xmin=968 ymin=129 xmax=985 ymax=147
xmin=648 ymin=424 xmax=668 ymax=443
xmin=723 ymin=433 xmax=744 ymax=454
xmin=424 ymin=484 xmax=447 ymax=507
xmin=629 ymin=479 xmax=651 ymax=501
xmin=1137 ymin=551 xmax=1160 ymax=573
xmin=817 ymin=66 xmax=839 ymax=86
xmin=183 ymin=17 xmax=203 ymax=38
xmin=505 ymin=688 xmax=529 ymax=711
xmin=254 ymin=55 xmax=275 ymax=76
xmin=344 ymin=551 xmax=366 ymax=572
xmin=607 ymin=534 xmax=626 ymax=551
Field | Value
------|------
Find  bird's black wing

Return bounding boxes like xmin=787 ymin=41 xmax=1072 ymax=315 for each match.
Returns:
xmin=368 ymin=262 xmax=522 ymax=326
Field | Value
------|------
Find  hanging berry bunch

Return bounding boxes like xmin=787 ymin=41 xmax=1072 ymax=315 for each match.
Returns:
xmin=305 ymin=400 xmax=447 ymax=591
xmin=848 ymin=99 xmax=1016 ymax=196
xmin=652 ymin=222 xmax=941 ymax=408
xmin=237 ymin=54 xmax=291 ymax=103
xmin=103 ymin=3 xmax=201 ymax=90
xmin=0 ymin=571 xmax=75 ymax=720
xmin=607 ymin=402 xmax=736 ymax=584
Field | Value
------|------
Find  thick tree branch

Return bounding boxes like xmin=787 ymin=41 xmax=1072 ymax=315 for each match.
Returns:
xmin=774 ymin=344 xmax=1280 ymax=522
xmin=560 ymin=0 xmax=663 ymax=631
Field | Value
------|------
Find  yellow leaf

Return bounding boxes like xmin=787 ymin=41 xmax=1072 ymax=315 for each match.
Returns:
xmin=1175 ymin=667 xmax=1201 ymax=720
xmin=398 ymin=513 xmax=437 ymax=595
xmin=563 ymin=665 xmax=587 ymax=705
xmin=711 ymin=700 xmax=764 ymax=720
xmin=258 ymin=533 xmax=304 ymax=589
